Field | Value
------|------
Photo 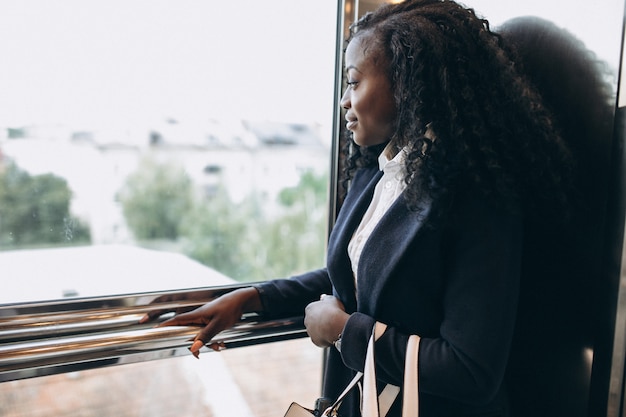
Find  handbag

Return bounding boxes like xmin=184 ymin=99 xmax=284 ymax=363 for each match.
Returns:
xmin=284 ymin=322 xmax=420 ymax=417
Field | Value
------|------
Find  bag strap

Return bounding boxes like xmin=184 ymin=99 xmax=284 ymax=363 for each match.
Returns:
xmin=378 ymin=384 xmax=401 ymax=416
xmin=324 ymin=323 xmax=421 ymax=417
xmin=322 ymin=371 xmax=363 ymax=416
xmin=402 ymin=334 xmax=420 ymax=417
xmin=323 ymin=323 xmax=386 ymax=416
xmin=363 ymin=323 xmax=421 ymax=417
xmin=362 ymin=322 xmax=389 ymax=416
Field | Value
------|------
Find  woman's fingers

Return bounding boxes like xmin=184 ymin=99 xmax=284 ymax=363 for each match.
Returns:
xmin=151 ymin=289 xmax=255 ymax=358
xmin=304 ymin=296 xmax=349 ymax=347
xmin=156 ymin=310 xmax=205 ymax=327
xmin=157 ymin=307 xmax=230 ymax=358
xmin=138 ymin=311 xmax=162 ymax=324
xmin=187 ymin=317 xmax=227 ymax=358
xmin=137 ymin=293 xmax=204 ymax=324
xmin=189 ymin=340 xmax=205 ymax=358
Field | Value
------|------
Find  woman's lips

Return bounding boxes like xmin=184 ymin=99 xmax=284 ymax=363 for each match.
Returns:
xmin=345 ymin=116 xmax=357 ymax=130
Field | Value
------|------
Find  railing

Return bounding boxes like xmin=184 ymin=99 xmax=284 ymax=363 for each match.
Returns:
xmin=0 ymin=284 xmax=307 ymax=382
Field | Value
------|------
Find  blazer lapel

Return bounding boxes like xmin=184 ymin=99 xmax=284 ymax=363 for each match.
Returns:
xmin=356 ymin=194 xmax=432 ymax=314
xmin=327 ymin=167 xmax=382 ymax=312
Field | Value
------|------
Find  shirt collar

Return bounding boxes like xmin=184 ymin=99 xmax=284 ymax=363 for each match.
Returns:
xmin=378 ymin=142 xmax=407 ymax=173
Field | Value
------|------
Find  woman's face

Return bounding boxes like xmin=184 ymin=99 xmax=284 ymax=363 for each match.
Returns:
xmin=340 ymin=35 xmax=397 ymax=148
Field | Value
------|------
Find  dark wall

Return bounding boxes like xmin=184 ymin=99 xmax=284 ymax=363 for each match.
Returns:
xmin=498 ymin=15 xmax=622 ymax=417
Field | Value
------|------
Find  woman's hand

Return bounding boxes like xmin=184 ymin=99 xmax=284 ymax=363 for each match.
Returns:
xmin=156 ymin=287 xmax=262 ymax=358
xmin=304 ymin=295 xmax=349 ymax=348
xmin=138 ymin=291 xmax=211 ymax=324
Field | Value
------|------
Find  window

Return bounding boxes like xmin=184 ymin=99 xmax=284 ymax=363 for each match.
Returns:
xmin=0 ymin=1 xmax=338 ymax=415
xmin=0 ymin=0 xmax=337 ymax=300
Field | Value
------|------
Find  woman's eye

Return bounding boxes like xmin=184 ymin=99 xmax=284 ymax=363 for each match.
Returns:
xmin=346 ymin=80 xmax=359 ymax=88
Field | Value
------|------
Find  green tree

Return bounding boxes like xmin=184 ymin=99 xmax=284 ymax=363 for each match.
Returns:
xmin=277 ymin=170 xmax=328 ymax=208
xmin=0 ymin=162 xmax=91 ymax=247
xmin=179 ymin=185 xmax=257 ymax=280
xmin=261 ymin=170 xmax=328 ymax=278
xmin=118 ymin=159 xmax=328 ymax=283
xmin=119 ymin=157 xmax=194 ymax=240
xmin=179 ymin=170 xmax=328 ymax=282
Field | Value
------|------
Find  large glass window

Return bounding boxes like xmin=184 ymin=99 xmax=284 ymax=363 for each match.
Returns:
xmin=0 ymin=0 xmax=337 ymax=301
xmin=0 ymin=0 xmax=337 ymax=415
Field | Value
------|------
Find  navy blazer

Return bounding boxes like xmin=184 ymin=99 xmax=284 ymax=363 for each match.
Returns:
xmin=257 ymin=164 xmax=522 ymax=417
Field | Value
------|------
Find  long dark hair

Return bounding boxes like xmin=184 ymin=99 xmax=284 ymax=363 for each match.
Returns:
xmin=340 ymin=0 xmax=573 ymax=221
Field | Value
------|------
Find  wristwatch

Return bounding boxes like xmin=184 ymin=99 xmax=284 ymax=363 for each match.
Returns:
xmin=333 ymin=334 xmax=342 ymax=352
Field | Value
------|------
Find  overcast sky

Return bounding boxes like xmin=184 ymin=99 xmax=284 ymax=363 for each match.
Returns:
xmin=0 ymin=0 xmax=338 ymax=128
xmin=0 ymin=0 xmax=623 ymax=128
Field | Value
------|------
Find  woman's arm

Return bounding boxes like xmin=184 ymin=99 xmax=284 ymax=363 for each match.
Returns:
xmin=255 ymin=267 xmax=333 ymax=318
xmin=158 ymin=267 xmax=333 ymax=357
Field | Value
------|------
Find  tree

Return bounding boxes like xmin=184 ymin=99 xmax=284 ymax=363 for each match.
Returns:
xmin=118 ymin=157 xmax=194 ymax=241
xmin=261 ymin=170 xmax=328 ymax=278
xmin=0 ymin=162 xmax=91 ymax=247
xmin=179 ymin=170 xmax=329 ymax=282
xmin=118 ymin=158 xmax=328 ymax=283
xmin=179 ymin=185 xmax=256 ymax=280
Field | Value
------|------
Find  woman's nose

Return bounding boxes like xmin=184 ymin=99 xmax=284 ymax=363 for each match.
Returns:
xmin=340 ymin=89 xmax=350 ymax=109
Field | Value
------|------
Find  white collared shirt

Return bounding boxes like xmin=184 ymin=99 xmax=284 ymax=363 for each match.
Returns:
xmin=347 ymin=144 xmax=408 ymax=280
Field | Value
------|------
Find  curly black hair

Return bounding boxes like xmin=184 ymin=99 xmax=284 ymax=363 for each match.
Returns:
xmin=340 ymin=0 xmax=574 ymax=221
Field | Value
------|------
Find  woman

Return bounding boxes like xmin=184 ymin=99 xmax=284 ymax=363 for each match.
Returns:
xmin=148 ymin=1 xmax=572 ymax=415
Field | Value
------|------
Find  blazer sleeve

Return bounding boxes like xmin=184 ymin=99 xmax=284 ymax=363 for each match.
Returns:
xmin=340 ymin=197 xmax=523 ymax=406
xmin=254 ymin=268 xmax=333 ymax=319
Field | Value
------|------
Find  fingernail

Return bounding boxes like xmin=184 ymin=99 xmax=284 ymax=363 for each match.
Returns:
xmin=209 ymin=341 xmax=225 ymax=352
xmin=188 ymin=347 xmax=200 ymax=359
xmin=189 ymin=340 xmax=204 ymax=359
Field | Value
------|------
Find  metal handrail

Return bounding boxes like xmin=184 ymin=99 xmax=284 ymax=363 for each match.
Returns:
xmin=0 ymin=284 xmax=307 ymax=382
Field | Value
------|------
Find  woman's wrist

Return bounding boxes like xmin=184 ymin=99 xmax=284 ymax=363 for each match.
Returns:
xmin=236 ymin=287 xmax=263 ymax=313
xmin=329 ymin=310 xmax=350 ymax=347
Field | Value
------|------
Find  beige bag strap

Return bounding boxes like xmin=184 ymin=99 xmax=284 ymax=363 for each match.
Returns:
xmin=323 ymin=323 xmax=387 ymax=416
xmin=362 ymin=322 xmax=389 ymax=416
xmin=323 ymin=323 xmax=420 ymax=417
xmin=362 ymin=322 xmax=421 ymax=417
xmin=378 ymin=384 xmax=401 ymax=416
xmin=402 ymin=334 xmax=420 ymax=417
xmin=322 ymin=371 xmax=363 ymax=416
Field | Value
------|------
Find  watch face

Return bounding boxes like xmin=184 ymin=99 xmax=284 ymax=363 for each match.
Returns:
xmin=333 ymin=337 xmax=342 ymax=352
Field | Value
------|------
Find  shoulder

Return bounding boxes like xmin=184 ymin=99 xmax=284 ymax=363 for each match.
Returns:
xmin=435 ymin=189 xmax=523 ymax=226
xmin=434 ymin=192 xmax=524 ymax=248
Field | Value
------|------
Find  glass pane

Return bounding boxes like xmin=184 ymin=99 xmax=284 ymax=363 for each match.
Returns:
xmin=0 ymin=0 xmax=337 ymax=303
xmin=0 ymin=0 xmax=334 ymax=414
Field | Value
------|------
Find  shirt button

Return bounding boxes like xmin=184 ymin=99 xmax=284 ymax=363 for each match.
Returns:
xmin=385 ymin=181 xmax=392 ymax=189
